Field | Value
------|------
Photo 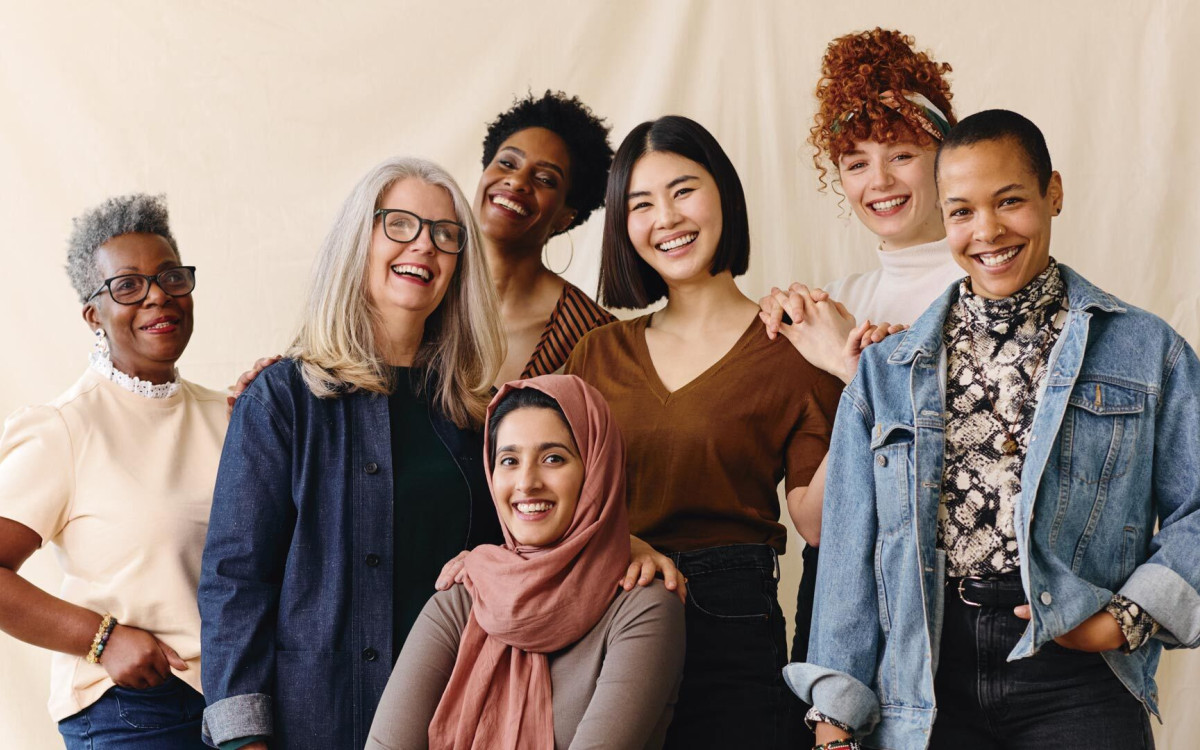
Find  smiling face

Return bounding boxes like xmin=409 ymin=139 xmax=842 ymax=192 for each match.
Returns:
xmin=367 ymin=178 xmax=460 ymax=325
xmin=837 ymin=139 xmax=944 ymax=250
xmin=474 ymin=127 xmax=577 ymax=252
xmin=625 ymin=150 xmax=724 ymax=288
xmin=938 ymin=137 xmax=1063 ymax=300
xmin=491 ymin=406 xmax=584 ymax=548
xmin=83 ymin=232 xmax=193 ymax=384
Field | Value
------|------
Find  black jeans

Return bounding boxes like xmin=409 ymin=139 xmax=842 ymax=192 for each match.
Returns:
xmin=930 ymin=581 xmax=1155 ymax=749
xmin=663 ymin=544 xmax=794 ymax=750
xmin=790 ymin=544 xmax=820 ymax=749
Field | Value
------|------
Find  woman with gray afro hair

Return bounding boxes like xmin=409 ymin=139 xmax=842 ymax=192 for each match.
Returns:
xmin=66 ymin=194 xmax=180 ymax=304
xmin=0 ymin=193 xmax=227 ymax=748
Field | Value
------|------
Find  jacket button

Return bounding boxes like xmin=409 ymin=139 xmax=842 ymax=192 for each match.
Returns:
xmin=876 ymin=454 xmax=888 ymax=467
xmin=365 ymin=553 xmax=380 ymax=567
xmin=362 ymin=647 xmax=378 ymax=662
xmin=365 ymin=462 xmax=379 ymax=475
xmin=1040 ymin=591 xmax=1053 ymax=605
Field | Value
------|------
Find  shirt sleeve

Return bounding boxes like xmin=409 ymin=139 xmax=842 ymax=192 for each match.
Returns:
xmin=365 ymin=587 xmax=470 ymax=750
xmin=1105 ymin=594 xmax=1161 ymax=652
xmin=0 ymin=405 xmax=75 ymax=544
xmin=784 ymin=370 xmax=843 ymax=492
xmin=568 ymin=585 xmax=686 ymax=750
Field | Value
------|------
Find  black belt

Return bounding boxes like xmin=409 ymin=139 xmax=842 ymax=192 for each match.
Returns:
xmin=947 ymin=575 xmax=1027 ymax=608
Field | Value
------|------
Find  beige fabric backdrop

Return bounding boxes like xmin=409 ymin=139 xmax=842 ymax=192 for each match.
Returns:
xmin=1 ymin=1 xmax=1197 ymax=746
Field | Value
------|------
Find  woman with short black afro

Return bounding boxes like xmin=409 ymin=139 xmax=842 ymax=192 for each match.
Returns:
xmin=472 ymin=90 xmax=617 ymax=388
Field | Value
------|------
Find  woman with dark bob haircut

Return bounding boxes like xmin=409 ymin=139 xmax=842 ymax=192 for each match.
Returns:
xmin=564 ymin=116 xmax=844 ymax=749
xmin=473 ymin=90 xmax=616 ymax=387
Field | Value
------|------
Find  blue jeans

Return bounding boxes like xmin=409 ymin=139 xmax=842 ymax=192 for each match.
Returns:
xmin=930 ymin=582 xmax=1155 ymax=749
xmin=58 ymin=676 xmax=208 ymax=750
xmin=663 ymin=544 xmax=793 ymax=750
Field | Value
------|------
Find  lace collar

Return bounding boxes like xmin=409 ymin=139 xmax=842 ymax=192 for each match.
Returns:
xmin=89 ymin=351 xmax=181 ymax=399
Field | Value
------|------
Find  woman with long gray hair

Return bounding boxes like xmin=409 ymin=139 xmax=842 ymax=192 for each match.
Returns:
xmin=0 ymin=194 xmax=225 ymax=749
xmin=198 ymin=156 xmax=506 ymax=750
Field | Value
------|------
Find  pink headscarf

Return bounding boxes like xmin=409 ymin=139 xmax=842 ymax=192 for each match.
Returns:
xmin=428 ymin=374 xmax=630 ymax=750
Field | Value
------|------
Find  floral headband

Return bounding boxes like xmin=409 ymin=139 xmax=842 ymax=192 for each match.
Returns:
xmin=831 ymin=90 xmax=951 ymax=141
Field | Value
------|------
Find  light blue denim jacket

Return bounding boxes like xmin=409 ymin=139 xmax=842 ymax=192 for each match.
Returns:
xmin=784 ymin=265 xmax=1200 ymax=750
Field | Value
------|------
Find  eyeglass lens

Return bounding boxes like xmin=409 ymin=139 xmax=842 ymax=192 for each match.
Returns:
xmin=380 ymin=210 xmax=463 ymax=252
xmin=109 ymin=267 xmax=196 ymax=304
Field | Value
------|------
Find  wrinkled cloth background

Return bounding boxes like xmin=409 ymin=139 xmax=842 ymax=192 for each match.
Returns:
xmin=2 ymin=2 xmax=1196 ymax=747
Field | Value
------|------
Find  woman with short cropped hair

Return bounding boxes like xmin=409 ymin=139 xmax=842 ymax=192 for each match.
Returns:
xmin=0 ymin=194 xmax=225 ymax=749
xmin=790 ymin=110 xmax=1200 ymax=750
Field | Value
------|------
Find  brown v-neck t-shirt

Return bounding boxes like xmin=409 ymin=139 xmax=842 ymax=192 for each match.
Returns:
xmin=565 ymin=315 xmax=842 ymax=553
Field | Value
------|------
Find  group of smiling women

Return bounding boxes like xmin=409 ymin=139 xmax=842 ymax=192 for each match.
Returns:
xmin=3 ymin=26 xmax=1199 ymax=750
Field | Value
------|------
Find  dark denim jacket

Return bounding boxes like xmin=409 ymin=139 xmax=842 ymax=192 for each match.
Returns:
xmin=198 ymin=360 xmax=499 ymax=749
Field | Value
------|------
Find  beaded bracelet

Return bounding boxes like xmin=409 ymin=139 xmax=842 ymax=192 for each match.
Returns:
xmin=85 ymin=614 xmax=117 ymax=664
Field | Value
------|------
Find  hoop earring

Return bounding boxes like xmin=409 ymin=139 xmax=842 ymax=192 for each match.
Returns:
xmin=543 ymin=233 xmax=575 ymax=276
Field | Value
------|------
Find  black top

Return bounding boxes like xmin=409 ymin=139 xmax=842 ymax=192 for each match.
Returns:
xmin=389 ymin=368 xmax=474 ymax=658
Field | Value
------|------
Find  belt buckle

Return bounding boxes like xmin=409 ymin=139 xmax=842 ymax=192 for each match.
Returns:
xmin=957 ymin=576 xmax=984 ymax=607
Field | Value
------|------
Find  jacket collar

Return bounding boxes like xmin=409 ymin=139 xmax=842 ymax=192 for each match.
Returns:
xmin=886 ymin=262 xmax=1126 ymax=366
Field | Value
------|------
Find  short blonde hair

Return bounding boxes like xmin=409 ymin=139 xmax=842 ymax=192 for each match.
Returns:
xmin=289 ymin=156 xmax=504 ymax=428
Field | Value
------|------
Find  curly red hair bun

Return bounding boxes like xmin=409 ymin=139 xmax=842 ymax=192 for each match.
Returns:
xmin=810 ymin=28 xmax=955 ymax=189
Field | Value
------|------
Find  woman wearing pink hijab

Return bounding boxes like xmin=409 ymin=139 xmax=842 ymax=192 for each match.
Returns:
xmin=366 ymin=374 xmax=685 ymax=750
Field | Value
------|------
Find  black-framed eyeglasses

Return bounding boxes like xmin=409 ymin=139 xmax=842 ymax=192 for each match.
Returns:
xmin=86 ymin=266 xmax=197 ymax=305
xmin=374 ymin=209 xmax=466 ymax=254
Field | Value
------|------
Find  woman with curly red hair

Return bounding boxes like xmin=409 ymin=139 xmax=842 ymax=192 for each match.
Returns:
xmin=759 ymin=28 xmax=967 ymax=748
xmin=763 ymin=28 xmax=964 ymax=361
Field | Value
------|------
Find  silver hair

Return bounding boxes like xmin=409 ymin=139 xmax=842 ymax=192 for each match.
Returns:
xmin=288 ymin=156 xmax=504 ymax=428
xmin=65 ymin=194 xmax=179 ymax=303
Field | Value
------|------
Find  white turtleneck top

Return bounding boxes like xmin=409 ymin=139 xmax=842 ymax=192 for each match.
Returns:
xmin=823 ymin=237 xmax=965 ymax=325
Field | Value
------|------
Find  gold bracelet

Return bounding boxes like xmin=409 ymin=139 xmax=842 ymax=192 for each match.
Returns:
xmin=85 ymin=614 xmax=117 ymax=664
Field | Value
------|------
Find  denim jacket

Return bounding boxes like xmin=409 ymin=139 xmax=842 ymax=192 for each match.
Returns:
xmin=198 ymin=360 xmax=500 ymax=749
xmin=784 ymin=265 xmax=1200 ymax=750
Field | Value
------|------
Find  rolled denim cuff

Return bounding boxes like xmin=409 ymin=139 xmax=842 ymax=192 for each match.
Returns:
xmin=1119 ymin=563 xmax=1200 ymax=648
xmin=783 ymin=663 xmax=880 ymax=735
xmin=202 ymin=693 xmax=273 ymax=747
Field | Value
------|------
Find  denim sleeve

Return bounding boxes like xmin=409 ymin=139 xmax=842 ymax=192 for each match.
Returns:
xmin=783 ymin=386 xmax=881 ymax=734
xmin=1119 ymin=336 xmax=1200 ymax=648
xmin=199 ymin=388 xmax=297 ymax=745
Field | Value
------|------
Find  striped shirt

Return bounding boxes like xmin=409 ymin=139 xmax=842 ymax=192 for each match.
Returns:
xmin=520 ymin=283 xmax=615 ymax=378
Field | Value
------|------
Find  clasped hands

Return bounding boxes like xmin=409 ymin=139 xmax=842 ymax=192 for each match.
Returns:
xmin=758 ymin=283 xmax=904 ymax=384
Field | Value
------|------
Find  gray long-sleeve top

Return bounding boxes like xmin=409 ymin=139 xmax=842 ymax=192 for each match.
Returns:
xmin=366 ymin=582 xmax=686 ymax=750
